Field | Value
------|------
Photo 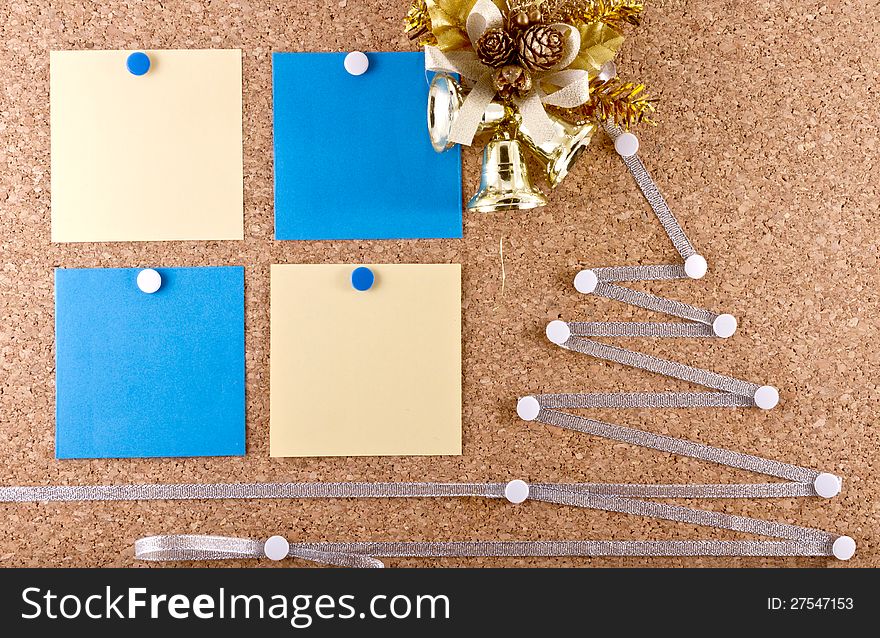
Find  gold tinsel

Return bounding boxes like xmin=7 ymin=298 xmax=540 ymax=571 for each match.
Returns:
xmin=404 ymin=0 xmax=438 ymax=45
xmin=541 ymin=0 xmax=644 ymax=30
xmin=551 ymin=76 xmax=656 ymax=129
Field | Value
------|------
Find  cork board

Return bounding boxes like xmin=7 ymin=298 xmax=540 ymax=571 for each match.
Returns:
xmin=0 ymin=0 xmax=876 ymax=567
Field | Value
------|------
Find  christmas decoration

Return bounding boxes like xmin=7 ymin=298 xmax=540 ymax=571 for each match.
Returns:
xmin=406 ymin=0 xmax=655 ymax=212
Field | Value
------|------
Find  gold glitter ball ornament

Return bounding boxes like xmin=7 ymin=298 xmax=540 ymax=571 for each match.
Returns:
xmin=509 ymin=7 xmax=542 ymax=31
xmin=517 ymin=24 xmax=564 ymax=71
xmin=475 ymin=27 xmax=516 ymax=68
xmin=493 ymin=64 xmax=533 ymax=99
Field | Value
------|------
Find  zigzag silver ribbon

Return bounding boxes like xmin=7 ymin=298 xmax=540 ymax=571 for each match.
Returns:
xmin=543 ymin=122 xmax=779 ymax=409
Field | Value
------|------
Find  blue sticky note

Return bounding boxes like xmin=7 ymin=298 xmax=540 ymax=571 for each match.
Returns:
xmin=273 ymin=52 xmax=462 ymax=240
xmin=55 ymin=266 xmax=245 ymax=459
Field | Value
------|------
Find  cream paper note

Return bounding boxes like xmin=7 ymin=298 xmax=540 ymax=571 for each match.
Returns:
xmin=270 ymin=264 xmax=462 ymax=457
xmin=50 ymin=49 xmax=243 ymax=242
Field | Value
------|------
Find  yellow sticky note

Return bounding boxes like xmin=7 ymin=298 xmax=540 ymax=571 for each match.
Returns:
xmin=270 ymin=264 xmax=462 ymax=457
xmin=50 ymin=50 xmax=243 ymax=242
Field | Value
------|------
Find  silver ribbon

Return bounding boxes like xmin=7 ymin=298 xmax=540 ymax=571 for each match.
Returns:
xmin=4 ymin=427 xmax=847 ymax=566
xmin=129 ymin=470 xmax=843 ymax=566
xmin=544 ymin=122 xmax=770 ymax=405
xmin=603 ymin=122 xmax=697 ymax=260
xmin=135 ymin=536 xmax=832 ymax=567
xmin=560 ymin=337 xmax=761 ymax=397
xmin=3 ymin=471 xmax=847 ymax=564
xmin=0 ymin=479 xmax=819 ymax=503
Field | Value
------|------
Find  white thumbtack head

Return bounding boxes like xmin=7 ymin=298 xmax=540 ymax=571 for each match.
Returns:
xmin=136 ymin=268 xmax=162 ymax=294
xmin=574 ymin=269 xmax=598 ymax=294
xmin=814 ymin=473 xmax=842 ymax=499
xmin=504 ymin=480 xmax=530 ymax=504
xmin=264 ymin=535 xmax=290 ymax=561
xmin=753 ymin=385 xmax=780 ymax=410
xmin=684 ymin=254 xmax=708 ymax=279
xmin=516 ymin=396 xmax=541 ymax=421
xmin=712 ymin=314 xmax=738 ymax=338
xmin=344 ymin=51 xmax=369 ymax=76
xmin=598 ymin=61 xmax=617 ymax=81
xmin=614 ymin=132 xmax=639 ymax=157
xmin=832 ymin=536 xmax=856 ymax=561
xmin=546 ymin=320 xmax=571 ymax=345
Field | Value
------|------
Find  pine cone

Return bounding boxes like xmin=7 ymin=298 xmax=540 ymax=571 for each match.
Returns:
xmin=517 ymin=24 xmax=564 ymax=71
xmin=475 ymin=28 xmax=515 ymax=68
xmin=493 ymin=64 xmax=533 ymax=99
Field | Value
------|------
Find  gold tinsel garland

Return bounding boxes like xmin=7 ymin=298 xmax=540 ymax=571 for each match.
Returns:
xmin=404 ymin=0 xmax=437 ymax=45
xmin=551 ymin=76 xmax=656 ymax=128
xmin=542 ymin=0 xmax=644 ymax=30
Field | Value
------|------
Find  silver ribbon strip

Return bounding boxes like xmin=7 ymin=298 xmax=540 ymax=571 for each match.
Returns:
xmin=592 ymin=264 xmax=689 ymax=282
xmin=135 ymin=536 xmax=833 ymax=568
xmin=0 ymin=480 xmax=811 ymax=503
xmin=537 ymin=391 xmax=753 ymax=409
xmin=530 ymin=406 xmax=818 ymax=484
xmin=130 ymin=472 xmax=844 ymax=565
xmin=603 ymin=122 xmax=696 ymax=260
xmin=569 ymin=321 xmax=716 ymax=338
xmin=593 ymin=282 xmax=718 ymax=324
xmin=560 ymin=336 xmax=761 ymax=398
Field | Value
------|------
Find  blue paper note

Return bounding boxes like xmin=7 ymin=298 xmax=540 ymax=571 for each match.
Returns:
xmin=273 ymin=51 xmax=462 ymax=240
xmin=55 ymin=266 xmax=245 ymax=459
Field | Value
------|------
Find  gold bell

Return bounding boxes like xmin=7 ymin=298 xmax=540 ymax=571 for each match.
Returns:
xmin=427 ymin=73 xmax=464 ymax=152
xmin=426 ymin=75 xmax=547 ymax=212
xmin=467 ymin=132 xmax=548 ymax=213
xmin=518 ymin=114 xmax=595 ymax=188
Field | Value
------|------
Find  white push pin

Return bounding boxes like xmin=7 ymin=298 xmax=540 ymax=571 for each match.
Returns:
xmin=263 ymin=535 xmax=290 ymax=561
xmin=813 ymin=473 xmax=841 ymax=499
xmin=574 ymin=269 xmax=598 ymax=294
xmin=832 ymin=536 xmax=856 ymax=561
xmin=516 ymin=396 xmax=541 ymax=421
xmin=504 ymin=479 xmax=530 ymax=504
xmin=684 ymin=254 xmax=708 ymax=279
xmin=712 ymin=314 xmax=738 ymax=338
xmin=614 ymin=132 xmax=639 ymax=157
xmin=136 ymin=268 xmax=162 ymax=294
xmin=546 ymin=320 xmax=571 ymax=345
xmin=753 ymin=385 xmax=779 ymax=410
xmin=344 ymin=51 xmax=369 ymax=76
xmin=598 ymin=61 xmax=617 ymax=81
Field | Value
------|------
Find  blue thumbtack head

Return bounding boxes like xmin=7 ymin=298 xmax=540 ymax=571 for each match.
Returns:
xmin=126 ymin=52 xmax=151 ymax=76
xmin=351 ymin=267 xmax=374 ymax=291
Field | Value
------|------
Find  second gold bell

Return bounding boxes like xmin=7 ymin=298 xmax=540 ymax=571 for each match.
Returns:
xmin=427 ymin=73 xmax=595 ymax=213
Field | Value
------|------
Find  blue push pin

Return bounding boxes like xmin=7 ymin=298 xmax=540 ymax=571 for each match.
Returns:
xmin=126 ymin=52 xmax=151 ymax=76
xmin=351 ymin=267 xmax=374 ymax=291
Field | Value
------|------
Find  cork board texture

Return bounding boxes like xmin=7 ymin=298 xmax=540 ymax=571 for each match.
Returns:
xmin=0 ymin=0 xmax=877 ymax=567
